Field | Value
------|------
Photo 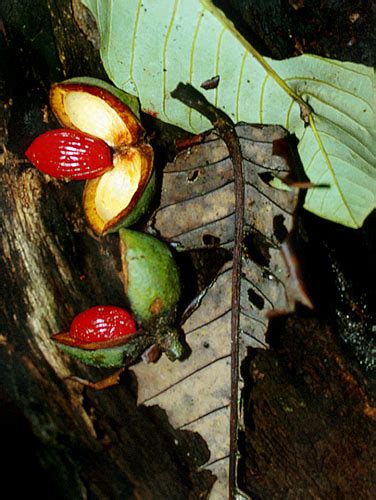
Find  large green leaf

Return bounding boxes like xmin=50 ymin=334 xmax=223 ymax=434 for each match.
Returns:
xmin=82 ymin=0 xmax=376 ymax=228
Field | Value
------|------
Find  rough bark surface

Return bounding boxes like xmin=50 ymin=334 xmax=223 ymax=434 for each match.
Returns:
xmin=0 ymin=1 xmax=213 ymax=498
xmin=241 ymin=317 xmax=376 ymax=498
xmin=1 ymin=0 xmax=375 ymax=499
xmin=0 ymin=81 xmax=213 ymax=500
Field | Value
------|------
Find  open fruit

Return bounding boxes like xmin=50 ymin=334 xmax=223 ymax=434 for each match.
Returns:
xmin=52 ymin=305 xmax=137 ymax=346
xmin=52 ymin=305 xmax=152 ymax=368
xmin=49 ymin=78 xmax=155 ymax=235
xmin=52 ymin=303 xmax=183 ymax=368
xmin=83 ymin=143 xmax=155 ymax=235
xmin=50 ymin=80 xmax=144 ymax=148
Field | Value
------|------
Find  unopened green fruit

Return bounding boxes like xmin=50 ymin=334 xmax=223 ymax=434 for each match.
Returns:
xmin=119 ymin=229 xmax=181 ymax=324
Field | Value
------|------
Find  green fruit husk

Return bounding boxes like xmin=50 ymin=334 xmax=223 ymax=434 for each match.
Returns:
xmin=61 ymin=76 xmax=141 ymax=118
xmin=57 ymin=335 xmax=152 ymax=368
xmin=119 ymin=229 xmax=181 ymax=324
xmin=105 ymin=170 xmax=156 ymax=234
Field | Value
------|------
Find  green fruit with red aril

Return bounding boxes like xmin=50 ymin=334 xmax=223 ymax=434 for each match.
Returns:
xmin=49 ymin=77 xmax=155 ymax=235
xmin=52 ymin=305 xmax=151 ymax=368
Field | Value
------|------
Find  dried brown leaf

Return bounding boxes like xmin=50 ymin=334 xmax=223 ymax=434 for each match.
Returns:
xmin=133 ymin=120 xmax=307 ymax=498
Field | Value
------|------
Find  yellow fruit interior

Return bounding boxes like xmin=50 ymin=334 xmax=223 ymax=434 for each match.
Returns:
xmin=63 ymin=92 xmax=128 ymax=147
xmin=94 ymin=152 xmax=141 ymax=223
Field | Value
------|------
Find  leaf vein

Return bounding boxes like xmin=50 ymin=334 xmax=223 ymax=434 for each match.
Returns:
xmin=241 ymin=330 xmax=269 ymax=347
xmin=160 ymin=212 xmax=235 ymax=242
xmin=285 ymin=75 xmax=373 ymax=111
xmin=129 ymin=0 xmax=142 ymax=96
xmin=302 ymin=92 xmax=371 ymax=135
xmin=165 ymin=155 xmax=231 ymax=173
xmin=242 ymin=224 xmax=279 ymax=248
xmin=309 ymin=114 xmax=358 ymax=226
xmin=158 ymin=180 xmax=235 ymax=211
xmin=236 ymin=51 xmax=248 ymax=122
xmin=242 ymin=157 xmax=290 ymax=174
xmin=178 ymin=403 xmax=230 ymax=429
xmin=139 ymin=354 xmax=231 ymax=404
xmin=163 ymin=0 xmax=179 ymax=121
xmin=214 ymin=27 xmax=227 ymax=108
xmin=312 ymin=120 xmax=376 ymax=163
xmin=259 ymin=74 xmax=270 ymax=123
xmin=188 ymin=8 xmax=205 ymax=129
xmin=206 ymin=454 xmax=230 ymax=468
xmin=240 ymin=309 xmax=268 ymax=326
xmin=236 ymin=132 xmax=273 ymax=144
xmin=285 ymin=97 xmax=296 ymax=130
xmin=241 ymin=276 xmax=275 ymax=309
xmin=304 ymin=54 xmax=374 ymax=80
xmin=184 ymin=308 xmax=232 ymax=336
xmin=244 ymin=181 xmax=294 ymax=215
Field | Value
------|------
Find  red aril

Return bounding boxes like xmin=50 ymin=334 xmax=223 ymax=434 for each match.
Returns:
xmin=25 ymin=129 xmax=112 ymax=180
xmin=69 ymin=306 xmax=137 ymax=344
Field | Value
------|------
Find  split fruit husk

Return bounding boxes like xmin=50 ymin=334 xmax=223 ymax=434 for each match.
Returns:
xmin=52 ymin=305 xmax=153 ymax=368
xmin=50 ymin=77 xmax=155 ymax=235
xmin=120 ymin=229 xmax=184 ymax=361
xmin=120 ymin=229 xmax=181 ymax=325
xmin=83 ymin=144 xmax=155 ymax=235
xmin=53 ymin=332 xmax=153 ymax=368
xmin=50 ymin=77 xmax=143 ymax=147
xmin=53 ymin=229 xmax=184 ymax=367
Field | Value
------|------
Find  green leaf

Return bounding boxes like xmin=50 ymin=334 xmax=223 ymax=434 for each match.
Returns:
xmin=82 ymin=0 xmax=376 ymax=228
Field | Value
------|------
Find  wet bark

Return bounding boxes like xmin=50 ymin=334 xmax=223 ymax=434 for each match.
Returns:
xmin=0 ymin=1 xmax=213 ymax=498
xmin=0 ymin=0 xmax=375 ymax=498
xmin=241 ymin=316 xmax=376 ymax=498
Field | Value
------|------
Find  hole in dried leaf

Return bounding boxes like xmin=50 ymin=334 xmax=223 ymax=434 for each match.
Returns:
xmin=243 ymin=230 xmax=271 ymax=267
xmin=176 ymin=248 xmax=231 ymax=314
xmin=273 ymin=214 xmax=288 ymax=243
xmin=187 ymin=170 xmax=199 ymax=182
xmin=248 ymin=288 xmax=265 ymax=310
xmin=203 ymin=341 xmax=210 ymax=349
xmin=202 ymin=234 xmax=220 ymax=246
xmin=258 ymin=172 xmax=274 ymax=186
xmin=272 ymin=136 xmax=292 ymax=162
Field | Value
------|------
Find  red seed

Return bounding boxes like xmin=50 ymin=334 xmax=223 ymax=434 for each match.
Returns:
xmin=25 ymin=129 xmax=112 ymax=180
xmin=69 ymin=306 xmax=137 ymax=344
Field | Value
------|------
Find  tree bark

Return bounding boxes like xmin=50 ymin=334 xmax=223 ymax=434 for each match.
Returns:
xmin=1 ymin=1 xmax=375 ymax=499
xmin=0 ymin=1 xmax=213 ymax=498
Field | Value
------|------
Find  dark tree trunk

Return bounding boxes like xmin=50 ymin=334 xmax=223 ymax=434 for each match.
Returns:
xmin=0 ymin=1 xmax=213 ymax=498
xmin=1 ymin=1 xmax=375 ymax=499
